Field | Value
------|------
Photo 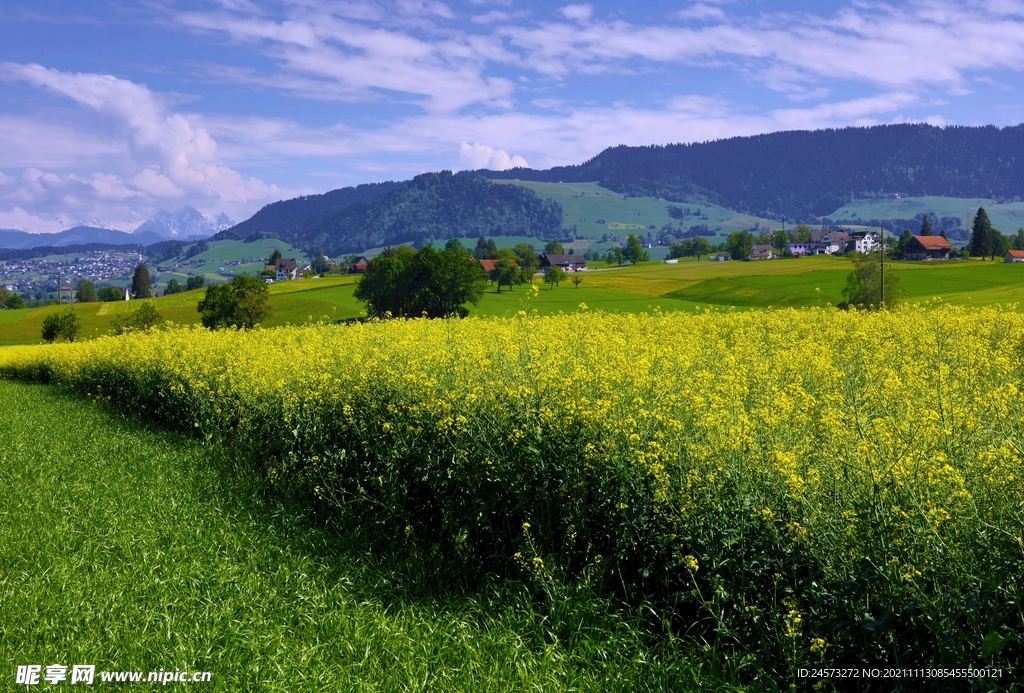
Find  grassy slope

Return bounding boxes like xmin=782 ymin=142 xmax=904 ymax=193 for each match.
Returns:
xmin=154 ymin=239 xmax=308 ymax=288
xmin=495 ymin=181 xmax=777 ymax=243
xmin=827 ymin=196 xmax=1024 ymax=233
xmin=0 ymin=379 xmax=722 ymax=692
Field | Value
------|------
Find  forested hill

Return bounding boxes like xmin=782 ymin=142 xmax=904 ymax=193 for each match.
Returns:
xmin=218 ymin=171 xmax=565 ymax=256
xmin=216 ymin=181 xmax=402 ymax=242
xmin=474 ymin=124 xmax=1024 ymax=221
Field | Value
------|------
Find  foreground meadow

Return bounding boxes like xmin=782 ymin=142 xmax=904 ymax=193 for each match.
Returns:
xmin=1 ymin=305 xmax=1022 ymax=688
xmin=0 ymin=379 xmax=714 ymax=692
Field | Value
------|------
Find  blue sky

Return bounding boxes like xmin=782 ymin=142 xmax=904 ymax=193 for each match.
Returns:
xmin=3 ymin=0 xmax=1024 ymax=231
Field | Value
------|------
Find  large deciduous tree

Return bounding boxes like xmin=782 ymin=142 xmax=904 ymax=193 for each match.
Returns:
xmin=354 ymin=245 xmax=485 ymax=318
xmin=197 ymin=275 xmax=272 ymax=329
xmin=727 ymin=230 xmax=755 ymax=260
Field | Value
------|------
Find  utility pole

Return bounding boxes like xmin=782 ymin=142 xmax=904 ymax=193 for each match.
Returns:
xmin=879 ymin=226 xmax=885 ymax=306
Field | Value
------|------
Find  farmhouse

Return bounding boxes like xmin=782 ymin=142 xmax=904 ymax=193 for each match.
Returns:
xmin=904 ymin=235 xmax=952 ymax=261
xmin=540 ymin=253 xmax=587 ymax=271
xmin=348 ymin=256 xmax=370 ymax=273
xmin=478 ymin=258 xmax=518 ymax=273
xmin=847 ymin=231 xmax=879 ymax=254
xmin=748 ymin=244 xmax=774 ymax=260
xmin=275 ymin=258 xmax=298 ymax=281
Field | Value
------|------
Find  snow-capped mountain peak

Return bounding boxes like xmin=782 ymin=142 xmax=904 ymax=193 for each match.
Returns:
xmin=133 ymin=207 xmax=234 ymax=239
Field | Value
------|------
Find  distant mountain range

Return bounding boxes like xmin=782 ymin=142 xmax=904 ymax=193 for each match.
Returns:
xmin=134 ymin=206 xmax=234 ymax=239
xmin=473 ymin=123 xmax=1024 ymax=222
xmin=0 ymin=207 xmax=233 ymax=250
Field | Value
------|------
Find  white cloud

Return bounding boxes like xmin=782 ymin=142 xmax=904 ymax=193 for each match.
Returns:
xmin=561 ymin=4 xmax=593 ymax=22
xmin=0 ymin=63 xmax=284 ymax=230
xmin=675 ymin=4 xmax=726 ymax=21
xmin=458 ymin=142 xmax=529 ymax=170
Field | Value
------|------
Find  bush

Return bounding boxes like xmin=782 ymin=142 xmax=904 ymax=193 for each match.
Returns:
xmin=110 ymin=303 xmax=164 ymax=335
xmin=40 ymin=308 xmax=80 ymax=343
xmin=97 ymin=286 xmax=123 ymax=302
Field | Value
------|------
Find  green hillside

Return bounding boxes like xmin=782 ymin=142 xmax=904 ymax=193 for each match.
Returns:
xmin=827 ymin=196 xmax=1024 ymax=234
xmin=497 ymin=181 xmax=777 ymax=244
xmin=151 ymin=238 xmax=308 ymax=291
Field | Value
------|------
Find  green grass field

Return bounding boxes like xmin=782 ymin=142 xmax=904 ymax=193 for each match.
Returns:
xmin=4 ymin=256 xmax=1024 ymax=344
xmin=0 ymin=378 xmax=727 ymax=691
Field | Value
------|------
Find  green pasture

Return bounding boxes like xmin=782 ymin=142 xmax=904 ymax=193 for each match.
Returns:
xmin=826 ymin=195 xmax=1024 ymax=233
xmin=0 ymin=379 xmax=719 ymax=691
xmin=667 ymin=258 xmax=1024 ymax=307
xmin=4 ymin=257 xmax=1024 ymax=344
xmin=495 ymin=181 xmax=777 ymax=242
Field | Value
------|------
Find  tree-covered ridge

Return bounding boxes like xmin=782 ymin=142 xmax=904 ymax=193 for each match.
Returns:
xmin=214 ymin=172 xmax=564 ymax=256
xmin=477 ymin=124 xmax=1024 ymax=222
xmin=215 ymin=181 xmax=403 ymax=243
xmin=298 ymin=171 xmax=565 ymax=256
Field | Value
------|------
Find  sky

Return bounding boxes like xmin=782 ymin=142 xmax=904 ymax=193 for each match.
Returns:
xmin=3 ymin=0 xmax=1024 ymax=232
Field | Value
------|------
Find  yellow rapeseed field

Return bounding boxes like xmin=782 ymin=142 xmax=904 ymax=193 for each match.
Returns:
xmin=2 ymin=303 xmax=1021 ymax=674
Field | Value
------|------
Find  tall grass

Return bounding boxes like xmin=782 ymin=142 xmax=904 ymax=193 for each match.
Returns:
xmin=0 ymin=380 xmax=723 ymax=691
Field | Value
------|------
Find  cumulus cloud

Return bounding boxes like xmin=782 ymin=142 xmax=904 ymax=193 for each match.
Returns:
xmin=458 ymin=142 xmax=529 ymax=170
xmin=561 ymin=4 xmax=593 ymax=22
xmin=0 ymin=63 xmax=284 ymax=230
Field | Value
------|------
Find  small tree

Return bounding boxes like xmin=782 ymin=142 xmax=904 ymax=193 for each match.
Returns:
xmin=41 ymin=308 xmax=80 ymax=343
xmin=793 ymin=224 xmax=812 ymax=242
xmin=727 ymin=230 xmax=755 ymax=260
xmin=544 ymin=239 xmax=564 ymax=255
xmin=97 ymin=286 xmax=123 ymax=302
xmin=920 ymin=215 xmax=933 ymax=236
xmin=165 ymin=279 xmax=184 ymax=295
xmin=491 ymin=258 xmax=522 ymax=292
xmin=474 ymin=236 xmax=498 ymax=260
xmin=268 ymin=249 xmax=283 ymax=266
xmin=186 ymin=275 xmax=205 ymax=291
xmin=76 ymin=278 xmax=97 ymax=303
xmin=6 ymin=293 xmax=25 ymax=309
xmin=544 ymin=265 xmax=566 ymax=289
xmin=623 ymin=234 xmax=649 ymax=264
xmin=111 ymin=303 xmax=164 ymax=335
xmin=692 ymin=237 xmax=711 ymax=261
xmin=970 ymin=207 xmax=994 ymax=258
xmin=841 ymin=254 xmax=900 ymax=309
xmin=1013 ymin=228 xmax=1024 ymax=251
xmin=572 ymin=275 xmax=582 ymax=289
xmin=897 ymin=229 xmax=914 ymax=254
xmin=311 ymin=249 xmax=330 ymax=275
xmin=131 ymin=263 xmax=152 ymax=298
